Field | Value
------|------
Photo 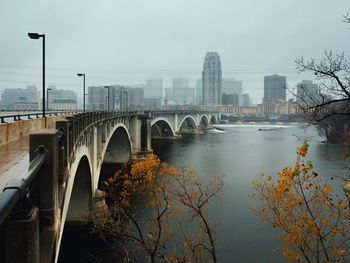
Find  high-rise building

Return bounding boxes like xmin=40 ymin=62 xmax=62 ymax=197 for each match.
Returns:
xmin=222 ymin=93 xmax=239 ymax=106
xmin=125 ymin=87 xmax=144 ymax=110
xmin=222 ymin=78 xmax=243 ymax=106
xmin=202 ymin=52 xmax=222 ymax=105
xmin=263 ymin=74 xmax=287 ymax=115
xmin=243 ymin=93 xmax=250 ymax=107
xmin=145 ymin=78 xmax=163 ymax=98
xmin=264 ymin=74 xmax=287 ymax=102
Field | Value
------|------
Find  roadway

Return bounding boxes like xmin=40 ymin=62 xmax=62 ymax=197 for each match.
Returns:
xmin=0 ymin=136 xmax=29 ymax=190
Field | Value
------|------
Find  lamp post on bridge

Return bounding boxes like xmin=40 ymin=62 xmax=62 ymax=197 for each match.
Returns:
xmin=77 ymin=73 xmax=86 ymax=112
xmin=28 ymin=32 xmax=46 ymax=117
xmin=46 ymin=88 xmax=52 ymax=111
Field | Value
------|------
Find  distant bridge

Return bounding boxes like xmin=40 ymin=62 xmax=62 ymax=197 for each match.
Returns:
xmin=0 ymin=110 xmax=219 ymax=263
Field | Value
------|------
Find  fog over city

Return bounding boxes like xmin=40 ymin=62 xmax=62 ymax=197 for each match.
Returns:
xmin=1 ymin=0 xmax=349 ymax=103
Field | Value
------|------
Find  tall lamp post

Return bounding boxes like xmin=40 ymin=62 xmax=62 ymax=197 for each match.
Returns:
xmin=104 ymin=86 xmax=110 ymax=111
xmin=28 ymin=32 xmax=46 ymax=117
xmin=46 ymin=88 xmax=52 ymax=111
xmin=77 ymin=73 xmax=86 ymax=112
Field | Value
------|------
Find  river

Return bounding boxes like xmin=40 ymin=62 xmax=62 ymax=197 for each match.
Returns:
xmin=59 ymin=123 xmax=349 ymax=262
xmin=152 ymin=123 xmax=349 ymax=262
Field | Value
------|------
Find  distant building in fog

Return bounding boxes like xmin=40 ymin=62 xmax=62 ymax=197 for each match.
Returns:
xmin=1 ymin=85 xmax=39 ymax=110
xmin=243 ymin=93 xmax=250 ymax=107
xmin=50 ymin=99 xmax=77 ymax=111
xmin=202 ymin=52 xmax=222 ymax=105
xmin=222 ymin=93 xmax=239 ymax=107
xmin=87 ymin=85 xmax=144 ymax=111
xmin=171 ymin=78 xmax=195 ymax=105
xmin=47 ymin=86 xmax=77 ymax=110
xmin=145 ymin=78 xmax=163 ymax=98
xmin=296 ymin=80 xmax=319 ymax=105
xmin=222 ymin=78 xmax=243 ymax=106
xmin=264 ymin=74 xmax=286 ymax=102
xmin=263 ymin=74 xmax=287 ymax=114
xmin=196 ymin=79 xmax=202 ymax=105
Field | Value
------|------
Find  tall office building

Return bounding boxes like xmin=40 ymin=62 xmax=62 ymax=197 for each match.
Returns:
xmin=264 ymin=74 xmax=287 ymax=102
xmin=202 ymin=52 xmax=222 ymax=105
xmin=222 ymin=78 xmax=243 ymax=106
xmin=145 ymin=78 xmax=163 ymax=98
xmin=263 ymin=74 xmax=287 ymax=115
xmin=243 ymin=93 xmax=250 ymax=107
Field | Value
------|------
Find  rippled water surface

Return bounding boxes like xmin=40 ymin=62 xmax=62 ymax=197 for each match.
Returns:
xmin=152 ymin=124 xmax=349 ymax=263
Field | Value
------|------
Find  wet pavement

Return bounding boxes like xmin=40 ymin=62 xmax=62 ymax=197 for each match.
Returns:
xmin=0 ymin=136 xmax=29 ymax=190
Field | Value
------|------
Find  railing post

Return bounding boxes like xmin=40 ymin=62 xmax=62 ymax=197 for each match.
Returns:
xmin=5 ymin=207 xmax=40 ymax=263
xmin=56 ymin=120 xmax=69 ymax=185
xmin=29 ymin=129 xmax=58 ymax=262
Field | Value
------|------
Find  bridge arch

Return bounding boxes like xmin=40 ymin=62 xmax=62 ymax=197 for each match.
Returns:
xmin=57 ymin=145 xmax=93 ymax=262
xmin=210 ymin=114 xmax=217 ymax=124
xmin=151 ymin=117 xmax=175 ymax=137
xmin=178 ymin=115 xmax=197 ymax=131
xmin=100 ymin=124 xmax=132 ymax=165
xmin=199 ymin=115 xmax=209 ymax=127
xmin=66 ymin=155 xmax=92 ymax=223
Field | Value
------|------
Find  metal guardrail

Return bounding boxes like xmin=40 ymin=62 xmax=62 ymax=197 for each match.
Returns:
xmin=0 ymin=146 xmax=48 ymax=226
xmin=0 ymin=111 xmax=79 ymax=123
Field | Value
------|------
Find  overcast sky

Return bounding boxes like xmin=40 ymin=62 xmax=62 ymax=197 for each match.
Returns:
xmin=1 ymin=0 xmax=349 ymax=103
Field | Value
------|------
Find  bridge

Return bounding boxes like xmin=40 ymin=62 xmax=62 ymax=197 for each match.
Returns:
xmin=0 ymin=110 xmax=219 ymax=263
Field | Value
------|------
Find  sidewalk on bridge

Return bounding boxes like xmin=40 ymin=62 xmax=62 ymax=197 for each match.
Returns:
xmin=0 ymin=136 xmax=29 ymax=191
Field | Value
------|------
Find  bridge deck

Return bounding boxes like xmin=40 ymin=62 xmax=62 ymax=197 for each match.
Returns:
xmin=0 ymin=136 xmax=29 ymax=190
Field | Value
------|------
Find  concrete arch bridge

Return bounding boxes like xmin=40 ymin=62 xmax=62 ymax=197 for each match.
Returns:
xmin=0 ymin=110 xmax=219 ymax=263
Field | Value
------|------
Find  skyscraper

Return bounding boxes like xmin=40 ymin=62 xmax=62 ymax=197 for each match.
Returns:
xmin=202 ymin=52 xmax=222 ymax=105
xmin=264 ymin=74 xmax=287 ymax=102
xmin=263 ymin=74 xmax=287 ymax=115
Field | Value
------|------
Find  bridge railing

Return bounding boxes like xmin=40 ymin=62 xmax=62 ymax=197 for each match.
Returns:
xmin=0 ymin=110 xmax=79 ymax=123
xmin=0 ymin=145 xmax=48 ymax=226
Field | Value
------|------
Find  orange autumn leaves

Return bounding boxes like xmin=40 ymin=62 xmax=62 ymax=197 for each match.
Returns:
xmin=98 ymin=154 xmax=223 ymax=263
xmin=253 ymin=141 xmax=350 ymax=262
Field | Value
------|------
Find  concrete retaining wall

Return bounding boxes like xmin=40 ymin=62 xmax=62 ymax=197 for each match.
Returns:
xmin=0 ymin=116 xmax=66 ymax=147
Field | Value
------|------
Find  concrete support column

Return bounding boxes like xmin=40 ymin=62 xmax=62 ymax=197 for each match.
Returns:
xmin=175 ymin=114 xmax=178 ymax=132
xmin=30 ymin=129 xmax=58 ymax=227
xmin=140 ymin=112 xmax=152 ymax=152
xmin=129 ymin=115 xmax=141 ymax=156
xmin=5 ymin=207 xmax=40 ymax=263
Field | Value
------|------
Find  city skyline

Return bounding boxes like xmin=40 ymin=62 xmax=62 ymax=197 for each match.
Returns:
xmin=0 ymin=1 xmax=349 ymax=104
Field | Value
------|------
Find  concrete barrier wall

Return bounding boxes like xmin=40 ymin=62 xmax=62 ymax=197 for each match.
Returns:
xmin=0 ymin=116 xmax=66 ymax=147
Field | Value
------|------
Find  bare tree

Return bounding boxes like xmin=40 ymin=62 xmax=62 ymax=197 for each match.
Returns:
xmin=92 ymin=154 xmax=223 ymax=263
xmin=292 ymin=14 xmax=350 ymax=143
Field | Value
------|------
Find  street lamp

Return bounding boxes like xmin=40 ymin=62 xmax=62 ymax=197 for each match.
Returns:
xmin=104 ymin=86 xmax=110 ymax=111
xmin=47 ymin=88 xmax=52 ymax=111
xmin=77 ymin=73 xmax=86 ymax=112
xmin=28 ymin=32 xmax=46 ymax=117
